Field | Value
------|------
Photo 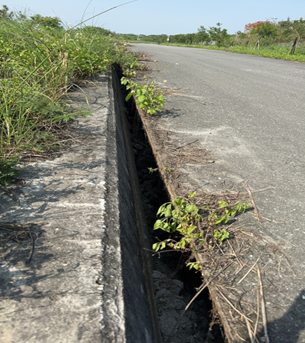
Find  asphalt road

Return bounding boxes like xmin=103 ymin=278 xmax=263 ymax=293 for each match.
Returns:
xmin=131 ymin=43 xmax=305 ymax=342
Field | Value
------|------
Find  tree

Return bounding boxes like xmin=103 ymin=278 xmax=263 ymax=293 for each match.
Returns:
xmin=279 ymin=17 xmax=291 ymax=28
xmin=208 ymin=23 xmax=229 ymax=46
xmin=292 ymin=19 xmax=305 ymax=39
xmin=252 ymin=22 xmax=278 ymax=38
xmin=0 ymin=5 xmax=13 ymax=20
xmin=185 ymin=33 xmax=195 ymax=44
xmin=30 ymin=14 xmax=63 ymax=29
xmin=195 ymin=26 xmax=210 ymax=43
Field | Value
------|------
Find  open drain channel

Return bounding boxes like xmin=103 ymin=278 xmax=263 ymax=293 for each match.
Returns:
xmin=113 ymin=64 xmax=224 ymax=343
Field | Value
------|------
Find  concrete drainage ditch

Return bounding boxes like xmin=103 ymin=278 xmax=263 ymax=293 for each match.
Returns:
xmin=112 ymin=64 xmax=224 ymax=343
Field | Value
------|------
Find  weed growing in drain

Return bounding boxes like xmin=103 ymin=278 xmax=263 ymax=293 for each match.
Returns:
xmin=121 ymin=76 xmax=165 ymax=115
xmin=120 ymin=53 xmax=165 ymax=115
xmin=122 ymin=58 xmax=148 ymax=78
xmin=153 ymin=192 xmax=249 ymax=270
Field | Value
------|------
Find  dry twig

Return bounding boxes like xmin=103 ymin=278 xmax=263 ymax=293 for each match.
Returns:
xmin=185 ymin=262 xmax=233 ymax=311
xmin=249 ymin=213 xmax=285 ymax=224
xmin=216 ymin=287 xmax=253 ymax=323
xmin=244 ymin=182 xmax=262 ymax=223
xmin=176 ymin=139 xmax=199 ymax=150
xmin=237 ymin=258 xmax=259 ymax=284
xmin=246 ymin=317 xmax=254 ymax=343
xmin=257 ymin=267 xmax=269 ymax=343
xmin=252 ymin=288 xmax=260 ymax=343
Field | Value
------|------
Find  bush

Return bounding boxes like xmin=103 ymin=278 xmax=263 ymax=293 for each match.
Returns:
xmin=251 ymin=22 xmax=279 ymax=38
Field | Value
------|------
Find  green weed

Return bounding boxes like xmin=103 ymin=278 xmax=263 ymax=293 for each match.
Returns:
xmin=121 ymin=76 xmax=165 ymax=115
xmin=152 ymin=192 xmax=249 ymax=270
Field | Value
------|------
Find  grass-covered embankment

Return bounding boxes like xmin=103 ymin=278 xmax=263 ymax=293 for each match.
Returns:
xmin=0 ymin=11 xmax=136 ymax=185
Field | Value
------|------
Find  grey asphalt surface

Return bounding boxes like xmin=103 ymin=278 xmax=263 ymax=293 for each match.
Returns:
xmin=131 ymin=43 xmax=305 ymax=342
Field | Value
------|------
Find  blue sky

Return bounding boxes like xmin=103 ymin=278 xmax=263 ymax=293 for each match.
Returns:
xmin=4 ymin=0 xmax=305 ymax=35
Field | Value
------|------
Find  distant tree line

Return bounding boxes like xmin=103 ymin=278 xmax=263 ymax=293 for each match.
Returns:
xmin=125 ymin=23 xmax=230 ymax=46
xmin=130 ymin=18 xmax=305 ymax=47
xmin=169 ymin=23 xmax=229 ymax=46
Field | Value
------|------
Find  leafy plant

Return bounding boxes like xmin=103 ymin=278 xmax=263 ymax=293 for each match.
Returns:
xmin=186 ymin=261 xmax=202 ymax=271
xmin=121 ymin=77 xmax=165 ymax=115
xmin=209 ymin=200 xmax=249 ymax=225
xmin=148 ymin=167 xmax=158 ymax=173
xmin=214 ymin=228 xmax=230 ymax=243
xmin=152 ymin=193 xmax=250 ymax=269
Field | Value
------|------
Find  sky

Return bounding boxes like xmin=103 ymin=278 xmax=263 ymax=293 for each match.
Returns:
xmin=4 ymin=0 xmax=305 ymax=35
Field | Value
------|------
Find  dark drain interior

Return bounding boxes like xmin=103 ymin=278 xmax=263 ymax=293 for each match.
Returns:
xmin=117 ymin=65 xmax=224 ymax=343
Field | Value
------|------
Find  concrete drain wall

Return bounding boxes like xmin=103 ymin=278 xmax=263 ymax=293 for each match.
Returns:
xmin=105 ymin=66 xmax=162 ymax=343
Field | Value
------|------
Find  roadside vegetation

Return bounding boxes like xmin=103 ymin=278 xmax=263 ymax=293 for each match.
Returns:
xmin=129 ymin=18 xmax=305 ymax=62
xmin=153 ymin=192 xmax=249 ymax=269
xmin=0 ymin=5 xmax=138 ymax=185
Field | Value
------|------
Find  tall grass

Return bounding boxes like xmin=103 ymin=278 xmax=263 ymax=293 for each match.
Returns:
xmin=0 ymin=16 xmax=133 ymax=184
